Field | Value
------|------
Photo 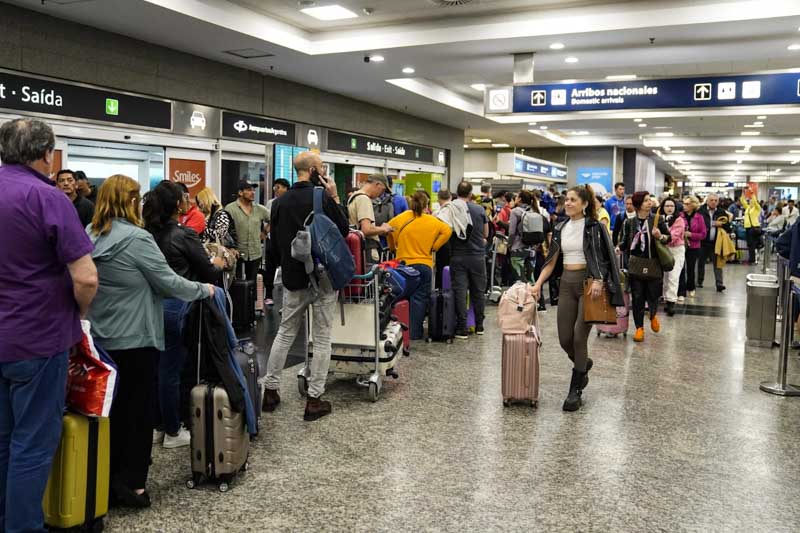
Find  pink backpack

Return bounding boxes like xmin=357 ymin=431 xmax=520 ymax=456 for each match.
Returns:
xmin=497 ymin=282 xmax=539 ymax=334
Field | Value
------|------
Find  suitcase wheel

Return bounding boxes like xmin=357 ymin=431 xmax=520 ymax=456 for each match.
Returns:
xmin=446 ymin=338 xmax=453 ymax=344
xmin=218 ymin=482 xmax=230 ymax=493
xmin=426 ymin=338 xmax=432 ymax=343
xmin=368 ymin=382 xmax=379 ymax=402
xmin=596 ymin=331 xmax=600 ymax=337
xmin=502 ymin=399 xmax=510 ymax=407
xmin=531 ymin=401 xmax=538 ymax=408
xmin=402 ymin=348 xmax=410 ymax=357
xmin=623 ymin=332 xmax=627 ymax=338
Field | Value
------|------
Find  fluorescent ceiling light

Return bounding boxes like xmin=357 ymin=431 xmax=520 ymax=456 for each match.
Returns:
xmin=633 ymin=118 xmax=643 ymax=123
xmin=540 ymin=126 xmax=548 ymax=130
xmin=549 ymin=43 xmax=565 ymax=50
xmin=571 ymin=131 xmax=590 ymax=135
xmin=655 ymin=132 xmax=674 ymax=137
xmin=740 ymin=131 xmax=761 ymax=136
xmin=300 ymin=5 xmax=358 ymax=21
xmin=790 ymin=149 xmax=800 ymax=153
xmin=663 ymin=146 xmax=671 ymax=151
xmin=564 ymin=57 xmax=579 ymax=64
xmin=368 ymin=54 xmax=385 ymax=62
xmin=735 ymin=149 xmax=750 ymax=153
xmin=737 ymin=160 xmax=743 ymax=164
xmin=757 ymin=115 xmax=768 ymax=119
xmin=606 ymin=74 xmax=637 ymax=80
xmin=471 ymin=138 xmax=492 ymax=143
xmin=561 ymin=79 xmax=577 ymax=84
xmin=753 ymin=121 xmax=763 ymax=125
xmin=470 ymin=83 xmax=486 ymax=91
xmin=492 ymin=143 xmax=510 ymax=148
xmin=743 ymin=124 xmax=764 ymax=128
xmin=528 ymin=122 xmax=537 ymax=126
xmin=671 ymin=150 xmax=686 ymax=154
xmin=638 ymin=124 xmax=647 ymax=128
xmin=775 ymin=168 xmax=782 ymax=172
xmin=792 ymin=160 xmax=799 ymax=165
xmin=463 ymin=144 xmax=469 ymax=148
xmin=788 ymin=44 xmax=800 ymax=51
xmin=402 ymin=67 xmax=415 ymax=74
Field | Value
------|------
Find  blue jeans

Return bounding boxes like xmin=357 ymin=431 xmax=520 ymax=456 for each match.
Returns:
xmin=157 ymin=299 xmax=190 ymax=435
xmin=408 ymin=264 xmax=432 ymax=340
xmin=0 ymin=352 xmax=68 ymax=533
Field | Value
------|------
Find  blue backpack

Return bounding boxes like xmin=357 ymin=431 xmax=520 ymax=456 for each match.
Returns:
xmin=386 ymin=265 xmax=422 ymax=301
xmin=308 ymin=187 xmax=355 ymax=290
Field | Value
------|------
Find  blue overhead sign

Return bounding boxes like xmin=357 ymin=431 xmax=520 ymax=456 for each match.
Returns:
xmin=576 ymin=167 xmax=613 ymax=195
xmin=511 ymin=72 xmax=800 ymax=113
xmin=514 ymin=157 xmax=567 ymax=180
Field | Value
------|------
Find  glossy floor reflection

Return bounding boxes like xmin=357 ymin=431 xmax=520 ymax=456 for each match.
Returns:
xmin=107 ymin=264 xmax=800 ymax=532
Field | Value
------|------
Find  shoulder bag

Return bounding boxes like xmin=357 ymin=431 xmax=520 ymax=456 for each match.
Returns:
xmin=582 ymin=279 xmax=617 ymax=324
xmin=652 ymin=208 xmax=675 ymax=272
xmin=627 ymin=217 xmax=662 ymax=280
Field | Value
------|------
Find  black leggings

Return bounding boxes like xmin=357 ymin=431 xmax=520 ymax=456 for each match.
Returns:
xmin=745 ymin=228 xmax=761 ymax=263
xmin=684 ymin=248 xmax=699 ymax=292
xmin=630 ymin=277 xmax=662 ymax=329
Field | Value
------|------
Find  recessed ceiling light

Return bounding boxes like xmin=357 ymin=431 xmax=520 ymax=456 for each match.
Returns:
xmin=470 ymin=83 xmax=487 ymax=91
xmin=655 ymin=132 xmax=674 ymax=137
xmin=463 ymin=144 xmax=469 ymax=148
xmin=775 ymin=168 xmax=782 ymax=172
xmin=564 ymin=57 xmax=579 ymax=64
xmin=672 ymin=150 xmax=686 ymax=154
xmin=571 ymin=131 xmax=590 ymax=135
xmin=638 ymin=124 xmax=648 ymax=128
xmin=540 ymin=126 xmax=548 ymax=130
xmin=402 ymin=67 xmax=415 ymax=74
xmin=757 ymin=115 xmax=768 ymax=119
xmin=492 ymin=143 xmax=510 ymax=148
xmin=528 ymin=122 xmax=537 ymax=126
xmin=368 ymin=54 xmax=385 ymax=62
xmin=300 ymin=4 xmax=359 ymax=20
xmin=549 ymin=42 xmax=565 ymax=50
xmin=663 ymin=146 xmax=672 ymax=151
xmin=788 ymin=44 xmax=800 ymax=51
xmin=753 ymin=121 xmax=763 ymax=125
xmin=471 ymin=138 xmax=492 ymax=143
xmin=633 ymin=118 xmax=643 ymax=123
xmin=790 ymin=149 xmax=800 ymax=153
xmin=561 ymin=79 xmax=577 ymax=84
xmin=741 ymin=131 xmax=761 ymax=136
xmin=735 ymin=149 xmax=750 ymax=153
xmin=744 ymin=124 xmax=764 ymax=128
xmin=606 ymin=74 xmax=637 ymax=80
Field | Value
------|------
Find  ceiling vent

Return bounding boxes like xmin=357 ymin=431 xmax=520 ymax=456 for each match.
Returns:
xmin=224 ymin=49 xmax=275 ymax=59
xmin=426 ymin=0 xmax=476 ymax=6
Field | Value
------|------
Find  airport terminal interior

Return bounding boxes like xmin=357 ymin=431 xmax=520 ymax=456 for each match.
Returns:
xmin=1 ymin=0 xmax=800 ymax=531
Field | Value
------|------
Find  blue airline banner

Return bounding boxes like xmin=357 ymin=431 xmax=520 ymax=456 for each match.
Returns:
xmin=576 ymin=167 xmax=613 ymax=195
xmin=512 ymin=72 xmax=800 ymax=113
xmin=514 ymin=157 xmax=567 ymax=180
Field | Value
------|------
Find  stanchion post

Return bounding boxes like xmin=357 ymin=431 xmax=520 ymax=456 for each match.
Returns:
xmin=762 ymin=238 xmax=771 ymax=274
xmin=760 ymin=275 xmax=800 ymax=396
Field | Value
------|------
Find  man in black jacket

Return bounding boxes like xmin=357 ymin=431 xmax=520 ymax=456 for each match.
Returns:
xmin=698 ymin=193 xmax=731 ymax=292
xmin=262 ymin=151 xmax=349 ymax=421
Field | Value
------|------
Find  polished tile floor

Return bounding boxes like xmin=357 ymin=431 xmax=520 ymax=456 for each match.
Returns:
xmin=107 ymin=264 xmax=800 ymax=532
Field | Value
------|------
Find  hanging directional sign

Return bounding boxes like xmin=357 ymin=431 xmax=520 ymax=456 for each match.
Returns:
xmin=500 ymin=72 xmax=800 ymax=114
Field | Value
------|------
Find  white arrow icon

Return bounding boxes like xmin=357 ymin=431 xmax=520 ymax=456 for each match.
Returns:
xmin=694 ymin=83 xmax=711 ymax=101
xmin=531 ymin=90 xmax=546 ymax=106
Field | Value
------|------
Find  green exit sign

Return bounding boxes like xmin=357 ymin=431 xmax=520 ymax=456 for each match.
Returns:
xmin=350 ymin=138 xmax=357 ymax=149
xmin=105 ymin=98 xmax=119 ymax=116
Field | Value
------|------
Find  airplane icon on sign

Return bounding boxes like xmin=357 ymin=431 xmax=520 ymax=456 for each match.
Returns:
xmin=530 ymin=90 xmax=546 ymax=106
xmin=694 ymin=83 xmax=711 ymax=101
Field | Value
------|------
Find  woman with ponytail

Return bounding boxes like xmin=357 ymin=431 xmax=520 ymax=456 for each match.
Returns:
xmin=387 ymin=190 xmax=453 ymax=340
xmin=143 ymin=181 xmax=223 ymax=451
xmin=532 ymin=184 xmax=624 ymax=412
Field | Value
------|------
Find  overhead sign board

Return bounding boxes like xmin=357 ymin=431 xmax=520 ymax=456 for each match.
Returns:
xmin=222 ymin=111 xmax=295 ymax=144
xmin=327 ymin=130 xmax=435 ymax=164
xmin=172 ymin=102 xmax=220 ymax=138
xmin=514 ymin=157 xmax=567 ymax=180
xmin=484 ymin=86 xmax=513 ymax=113
xmin=295 ymin=124 xmax=325 ymax=153
xmin=576 ymin=167 xmax=613 ymax=195
xmin=0 ymin=70 xmax=171 ymax=129
xmin=502 ymin=72 xmax=800 ymax=114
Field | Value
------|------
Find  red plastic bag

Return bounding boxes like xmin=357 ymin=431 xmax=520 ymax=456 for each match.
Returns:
xmin=67 ymin=321 xmax=118 ymax=417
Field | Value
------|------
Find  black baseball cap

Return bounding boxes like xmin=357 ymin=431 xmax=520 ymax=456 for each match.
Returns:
xmin=273 ymin=178 xmax=290 ymax=189
xmin=238 ymin=180 xmax=255 ymax=191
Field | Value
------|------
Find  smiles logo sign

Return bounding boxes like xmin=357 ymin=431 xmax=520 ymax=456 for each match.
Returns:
xmin=233 ymin=120 xmax=248 ymax=133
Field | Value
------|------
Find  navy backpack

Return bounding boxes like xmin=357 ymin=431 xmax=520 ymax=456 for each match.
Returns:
xmin=308 ymin=187 xmax=355 ymax=290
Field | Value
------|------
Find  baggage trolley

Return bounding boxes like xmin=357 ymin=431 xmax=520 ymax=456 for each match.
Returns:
xmin=487 ymin=233 xmax=508 ymax=304
xmin=297 ymin=266 xmax=405 ymax=402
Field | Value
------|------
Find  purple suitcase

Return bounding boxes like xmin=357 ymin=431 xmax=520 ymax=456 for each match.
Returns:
xmin=595 ymin=291 xmax=630 ymax=337
xmin=427 ymin=266 xmax=455 ymax=343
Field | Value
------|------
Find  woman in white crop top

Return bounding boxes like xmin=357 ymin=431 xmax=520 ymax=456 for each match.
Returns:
xmin=532 ymin=184 xmax=623 ymax=413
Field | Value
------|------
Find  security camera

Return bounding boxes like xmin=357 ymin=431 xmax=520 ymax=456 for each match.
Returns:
xmin=364 ymin=55 xmax=370 ymax=63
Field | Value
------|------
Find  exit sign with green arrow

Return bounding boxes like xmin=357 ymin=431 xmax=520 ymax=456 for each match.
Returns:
xmin=105 ymin=98 xmax=119 ymax=116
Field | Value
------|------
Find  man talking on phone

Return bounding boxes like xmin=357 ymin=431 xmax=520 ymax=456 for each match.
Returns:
xmin=262 ymin=151 xmax=349 ymax=421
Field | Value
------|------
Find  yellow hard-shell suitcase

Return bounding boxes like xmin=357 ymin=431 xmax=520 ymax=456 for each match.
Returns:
xmin=42 ymin=413 xmax=110 ymax=531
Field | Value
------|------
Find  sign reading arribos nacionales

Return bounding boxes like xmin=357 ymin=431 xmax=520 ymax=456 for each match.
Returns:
xmin=488 ymin=72 xmax=800 ymax=114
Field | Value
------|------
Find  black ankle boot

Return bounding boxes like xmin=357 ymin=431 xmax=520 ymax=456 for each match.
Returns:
xmin=568 ymin=357 xmax=592 ymax=389
xmin=563 ymin=369 xmax=587 ymax=412
xmin=665 ymin=302 xmax=675 ymax=317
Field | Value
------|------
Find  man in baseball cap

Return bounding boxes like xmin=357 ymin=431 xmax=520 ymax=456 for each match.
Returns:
xmin=347 ymin=173 xmax=393 ymax=264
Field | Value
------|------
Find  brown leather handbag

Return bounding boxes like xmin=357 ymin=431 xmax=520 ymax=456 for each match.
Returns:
xmin=583 ymin=279 xmax=617 ymax=324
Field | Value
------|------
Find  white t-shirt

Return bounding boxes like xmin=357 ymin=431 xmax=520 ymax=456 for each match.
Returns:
xmin=782 ymin=205 xmax=798 ymax=226
xmin=561 ymin=217 xmax=586 ymax=265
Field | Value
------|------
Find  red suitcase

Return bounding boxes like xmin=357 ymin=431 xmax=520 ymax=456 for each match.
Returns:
xmin=343 ymin=230 xmax=366 ymax=298
xmin=501 ymin=332 xmax=540 ymax=407
xmin=391 ymin=300 xmax=411 ymax=356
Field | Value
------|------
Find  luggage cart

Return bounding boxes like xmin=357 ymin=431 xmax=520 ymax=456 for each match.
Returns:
xmin=487 ymin=234 xmax=508 ymax=304
xmin=297 ymin=266 xmax=406 ymax=402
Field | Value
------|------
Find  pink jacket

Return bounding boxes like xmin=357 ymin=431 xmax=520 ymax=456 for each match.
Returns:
xmin=668 ymin=216 xmax=686 ymax=248
xmin=681 ymin=211 xmax=707 ymax=249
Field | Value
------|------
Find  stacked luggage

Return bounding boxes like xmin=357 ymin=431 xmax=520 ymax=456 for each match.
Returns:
xmin=497 ymin=282 xmax=541 ymax=408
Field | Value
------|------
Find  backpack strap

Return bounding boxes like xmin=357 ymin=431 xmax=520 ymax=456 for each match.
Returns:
xmin=313 ymin=186 xmax=324 ymax=215
xmin=347 ymin=191 xmax=368 ymax=206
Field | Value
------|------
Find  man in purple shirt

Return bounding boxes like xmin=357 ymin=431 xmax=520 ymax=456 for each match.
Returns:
xmin=0 ymin=118 xmax=98 ymax=533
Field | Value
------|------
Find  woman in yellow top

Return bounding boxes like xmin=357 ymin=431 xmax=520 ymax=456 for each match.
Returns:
xmin=594 ymin=195 xmax=611 ymax=233
xmin=387 ymin=191 xmax=452 ymax=339
xmin=740 ymin=187 xmax=762 ymax=265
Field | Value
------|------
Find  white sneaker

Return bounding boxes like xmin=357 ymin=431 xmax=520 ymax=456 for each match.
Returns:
xmin=162 ymin=427 xmax=191 ymax=449
xmin=677 ymin=296 xmax=685 ymax=303
xmin=688 ymin=290 xmax=696 ymax=297
xmin=152 ymin=430 xmax=165 ymax=444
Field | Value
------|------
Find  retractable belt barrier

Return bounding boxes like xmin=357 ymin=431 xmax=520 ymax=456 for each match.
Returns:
xmin=759 ymin=258 xmax=800 ymax=397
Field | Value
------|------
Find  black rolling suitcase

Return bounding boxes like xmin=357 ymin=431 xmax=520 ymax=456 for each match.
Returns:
xmin=427 ymin=265 xmax=455 ymax=343
xmin=230 ymin=264 xmax=255 ymax=331
xmin=235 ymin=340 xmax=262 ymax=434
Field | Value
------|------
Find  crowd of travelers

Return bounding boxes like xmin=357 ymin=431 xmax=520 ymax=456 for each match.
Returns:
xmin=0 ymin=116 xmax=781 ymax=531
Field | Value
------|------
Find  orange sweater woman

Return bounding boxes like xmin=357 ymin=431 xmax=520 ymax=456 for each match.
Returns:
xmin=387 ymin=191 xmax=452 ymax=339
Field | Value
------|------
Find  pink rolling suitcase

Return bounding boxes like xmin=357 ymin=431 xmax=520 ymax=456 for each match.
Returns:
xmin=501 ymin=332 xmax=540 ymax=407
xmin=596 ymin=258 xmax=629 ymax=338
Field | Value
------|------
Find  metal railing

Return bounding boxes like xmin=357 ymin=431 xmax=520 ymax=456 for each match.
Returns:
xmin=759 ymin=260 xmax=800 ymax=397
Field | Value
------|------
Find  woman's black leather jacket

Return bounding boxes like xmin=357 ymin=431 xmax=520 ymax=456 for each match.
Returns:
xmin=542 ymin=216 xmax=625 ymax=307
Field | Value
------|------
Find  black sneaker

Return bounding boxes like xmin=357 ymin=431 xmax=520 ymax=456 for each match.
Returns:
xmin=717 ymin=285 xmax=726 ymax=292
xmin=476 ymin=326 xmax=484 ymax=336
xmin=455 ymin=330 xmax=469 ymax=339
